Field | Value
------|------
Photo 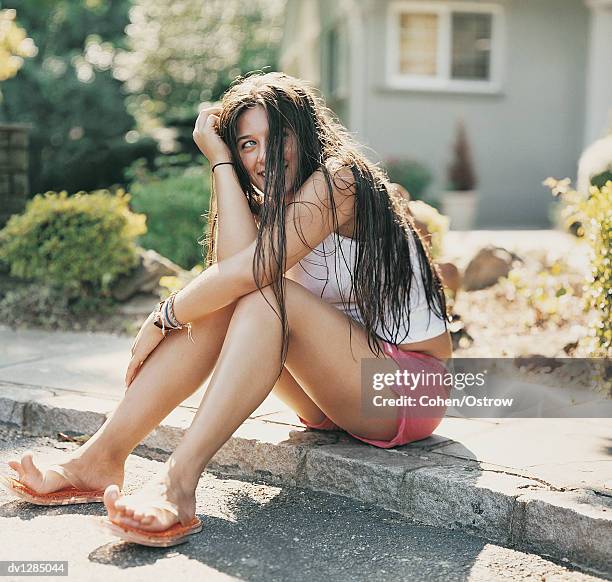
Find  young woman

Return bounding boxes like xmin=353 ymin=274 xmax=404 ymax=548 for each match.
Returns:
xmin=3 ymin=72 xmax=452 ymax=546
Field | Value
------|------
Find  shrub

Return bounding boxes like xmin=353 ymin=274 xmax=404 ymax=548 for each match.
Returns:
xmin=125 ymin=153 xmax=197 ymax=182
xmin=447 ymin=120 xmax=477 ymax=191
xmin=577 ymin=133 xmax=612 ymax=192
xmin=502 ymin=258 xmax=582 ymax=328
xmin=544 ymin=178 xmax=612 ymax=356
xmin=0 ymin=190 xmax=146 ymax=306
xmin=408 ymin=200 xmax=449 ymax=260
xmin=591 ymin=169 xmax=612 ymax=189
xmin=0 ymin=284 xmax=118 ymax=331
xmin=128 ymin=164 xmax=211 ymax=270
xmin=384 ymin=158 xmax=433 ymax=201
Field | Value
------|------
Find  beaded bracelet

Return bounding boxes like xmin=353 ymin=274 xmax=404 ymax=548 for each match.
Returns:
xmin=152 ymin=291 xmax=195 ymax=343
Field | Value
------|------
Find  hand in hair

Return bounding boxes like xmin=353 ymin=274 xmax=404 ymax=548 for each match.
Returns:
xmin=193 ymin=105 xmax=233 ymax=166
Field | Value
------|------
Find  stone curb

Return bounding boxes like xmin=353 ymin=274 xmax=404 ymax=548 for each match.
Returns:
xmin=0 ymin=383 xmax=610 ymax=574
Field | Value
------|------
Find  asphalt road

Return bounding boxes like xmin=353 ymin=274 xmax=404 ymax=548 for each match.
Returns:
xmin=0 ymin=427 xmax=607 ymax=582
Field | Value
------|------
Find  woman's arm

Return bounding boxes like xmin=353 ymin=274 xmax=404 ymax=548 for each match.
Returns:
xmin=173 ymin=166 xmax=355 ymax=324
xmin=213 ymin=164 xmax=258 ymax=260
xmin=193 ymin=105 xmax=257 ymax=260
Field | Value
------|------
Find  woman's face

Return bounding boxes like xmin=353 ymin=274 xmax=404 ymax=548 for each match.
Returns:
xmin=235 ymin=104 xmax=298 ymax=195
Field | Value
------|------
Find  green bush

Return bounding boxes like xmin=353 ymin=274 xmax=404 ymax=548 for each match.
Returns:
xmin=0 ymin=190 xmax=146 ymax=305
xmin=408 ymin=200 xmax=449 ymax=260
xmin=591 ymin=169 xmax=612 ymax=189
xmin=128 ymin=164 xmax=211 ymax=269
xmin=447 ymin=120 xmax=477 ymax=191
xmin=0 ymin=284 xmax=115 ymax=331
xmin=545 ymin=178 xmax=612 ymax=356
xmin=384 ymin=158 xmax=433 ymax=202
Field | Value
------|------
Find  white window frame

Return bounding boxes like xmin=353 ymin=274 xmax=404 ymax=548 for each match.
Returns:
xmin=323 ymin=23 xmax=350 ymax=100
xmin=386 ymin=1 xmax=505 ymax=93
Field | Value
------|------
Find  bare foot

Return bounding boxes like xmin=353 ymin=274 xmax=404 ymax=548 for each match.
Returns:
xmin=104 ymin=473 xmax=196 ymax=532
xmin=7 ymin=450 xmax=124 ymax=494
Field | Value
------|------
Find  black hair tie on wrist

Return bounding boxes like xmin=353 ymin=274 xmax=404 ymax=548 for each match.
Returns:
xmin=211 ymin=161 xmax=234 ymax=173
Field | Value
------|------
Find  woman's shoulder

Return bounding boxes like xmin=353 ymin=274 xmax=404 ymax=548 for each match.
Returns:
xmin=321 ymin=159 xmax=357 ymax=197
xmin=324 ymin=157 xmax=355 ymax=177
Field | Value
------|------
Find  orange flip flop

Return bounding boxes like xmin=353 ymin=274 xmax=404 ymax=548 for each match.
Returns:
xmin=0 ymin=465 xmax=106 ymax=506
xmin=96 ymin=515 xmax=203 ymax=547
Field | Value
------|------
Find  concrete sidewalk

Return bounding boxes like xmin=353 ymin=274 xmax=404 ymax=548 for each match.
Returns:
xmin=0 ymin=326 xmax=610 ymax=575
xmin=2 ymin=430 xmax=606 ymax=582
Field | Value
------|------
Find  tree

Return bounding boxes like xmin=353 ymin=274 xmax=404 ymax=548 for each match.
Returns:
xmin=113 ymin=0 xmax=286 ymax=155
xmin=447 ymin=120 xmax=477 ymax=191
xmin=0 ymin=0 xmax=286 ymax=194
xmin=0 ymin=8 xmax=37 ymax=82
xmin=0 ymin=0 xmax=156 ymax=195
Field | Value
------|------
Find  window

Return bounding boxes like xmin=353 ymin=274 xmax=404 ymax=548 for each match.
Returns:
xmin=387 ymin=2 xmax=503 ymax=92
xmin=399 ymin=13 xmax=439 ymax=76
xmin=451 ymin=12 xmax=492 ymax=80
xmin=323 ymin=24 xmax=349 ymax=99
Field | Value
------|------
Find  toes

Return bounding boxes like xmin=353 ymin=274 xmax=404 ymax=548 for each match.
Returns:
xmin=20 ymin=451 xmax=35 ymax=469
xmin=20 ymin=452 xmax=43 ymax=482
xmin=111 ymin=513 xmax=142 ymax=529
xmin=103 ymin=481 xmax=186 ymax=533
xmin=114 ymin=498 xmax=127 ymax=515
xmin=103 ymin=484 xmax=121 ymax=518
xmin=103 ymin=488 xmax=147 ymax=526
xmin=123 ymin=516 xmax=146 ymax=529
xmin=7 ymin=461 xmax=24 ymax=479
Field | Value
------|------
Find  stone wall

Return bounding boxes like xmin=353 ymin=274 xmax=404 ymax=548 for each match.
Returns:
xmin=0 ymin=124 xmax=30 ymax=229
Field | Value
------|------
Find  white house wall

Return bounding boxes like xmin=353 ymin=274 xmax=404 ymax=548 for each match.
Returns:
xmin=280 ymin=0 xmax=322 ymax=84
xmin=360 ymin=0 xmax=589 ymax=227
xmin=584 ymin=0 xmax=612 ymax=145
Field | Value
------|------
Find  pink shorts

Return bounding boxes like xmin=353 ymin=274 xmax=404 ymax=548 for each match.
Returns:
xmin=297 ymin=342 xmax=450 ymax=449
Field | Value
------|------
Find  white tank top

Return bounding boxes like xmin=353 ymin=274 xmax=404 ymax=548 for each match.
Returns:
xmin=285 ymin=231 xmax=447 ymax=344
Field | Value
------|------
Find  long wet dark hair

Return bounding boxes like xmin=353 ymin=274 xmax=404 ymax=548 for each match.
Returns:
xmin=206 ymin=72 xmax=448 ymax=372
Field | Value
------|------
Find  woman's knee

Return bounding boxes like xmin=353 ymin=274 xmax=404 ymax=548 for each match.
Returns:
xmin=175 ymin=302 xmax=236 ymax=347
xmin=234 ymin=281 xmax=289 ymax=313
xmin=234 ymin=279 xmax=305 ymax=326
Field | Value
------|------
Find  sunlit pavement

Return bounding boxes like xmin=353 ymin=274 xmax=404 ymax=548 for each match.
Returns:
xmin=0 ymin=323 xmax=611 ymax=575
xmin=0 ymin=429 xmax=607 ymax=582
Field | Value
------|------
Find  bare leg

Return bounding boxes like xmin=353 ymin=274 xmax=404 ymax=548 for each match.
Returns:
xmin=8 ymin=303 xmax=238 ymax=494
xmin=103 ymin=290 xmax=284 ymax=529
xmin=104 ymin=280 xmax=399 ymax=531
xmin=9 ymin=297 xmax=329 ymax=496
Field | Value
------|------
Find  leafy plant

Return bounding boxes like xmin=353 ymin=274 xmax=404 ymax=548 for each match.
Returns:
xmin=0 ymin=283 xmax=119 ymax=330
xmin=0 ymin=189 xmax=146 ymax=303
xmin=502 ymin=259 xmax=582 ymax=328
xmin=384 ymin=158 xmax=433 ymax=201
xmin=0 ymin=0 xmax=157 ymax=195
xmin=113 ymin=0 xmax=285 ymax=146
xmin=0 ymin=8 xmax=37 ymax=82
xmin=544 ymin=178 xmax=611 ymax=356
xmin=447 ymin=120 xmax=477 ymax=191
xmin=591 ymin=169 xmax=612 ymax=189
xmin=128 ymin=164 xmax=211 ymax=269
xmin=408 ymin=200 xmax=448 ymax=259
